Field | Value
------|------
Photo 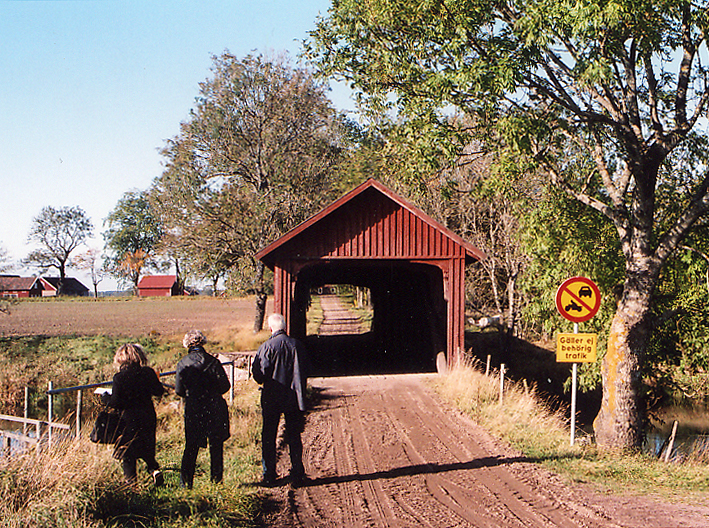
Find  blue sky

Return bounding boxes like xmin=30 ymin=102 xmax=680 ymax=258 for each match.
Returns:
xmin=0 ymin=0 xmax=351 ymax=289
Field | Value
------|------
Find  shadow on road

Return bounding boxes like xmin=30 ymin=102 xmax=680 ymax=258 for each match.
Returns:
xmin=296 ymin=455 xmax=532 ymax=488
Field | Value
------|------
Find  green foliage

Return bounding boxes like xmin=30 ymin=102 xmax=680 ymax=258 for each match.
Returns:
xmin=520 ymin=190 xmax=622 ymax=332
xmin=103 ymin=190 xmax=164 ymax=290
xmin=646 ymin=234 xmax=709 ymax=406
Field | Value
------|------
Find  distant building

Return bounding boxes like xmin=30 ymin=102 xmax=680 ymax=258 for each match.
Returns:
xmin=0 ymin=275 xmax=42 ymax=298
xmin=0 ymin=275 xmax=89 ymax=297
xmin=38 ymin=277 xmax=90 ymax=297
xmin=137 ymin=275 xmax=182 ymax=297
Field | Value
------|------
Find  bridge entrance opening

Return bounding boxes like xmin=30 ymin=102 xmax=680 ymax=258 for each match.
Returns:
xmin=296 ymin=261 xmax=446 ymax=376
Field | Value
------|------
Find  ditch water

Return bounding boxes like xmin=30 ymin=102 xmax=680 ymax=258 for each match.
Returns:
xmin=644 ymin=407 xmax=709 ymax=461
xmin=0 ymin=425 xmax=34 ymax=459
xmin=645 ymin=430 xmax=709 ymax=461
xmin=578 ymin=408 xmax=709 ymax=461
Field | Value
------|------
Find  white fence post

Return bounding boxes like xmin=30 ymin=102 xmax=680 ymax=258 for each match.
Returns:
xmin=499 ymin=364 xmax=506 ymax=405
xmin=24 ymin=386 xmax=29 ymax=436
xmin=76 ymin=389 xmax=82 ymax=439
xmin=48 ymin=381 xmax=54 ymax=450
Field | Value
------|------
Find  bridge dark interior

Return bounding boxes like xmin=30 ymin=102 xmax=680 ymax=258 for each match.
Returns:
xmin=294 ymin=261 xmax=447 ymax=376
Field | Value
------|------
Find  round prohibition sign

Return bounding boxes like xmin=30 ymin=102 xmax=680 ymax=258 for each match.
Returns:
xmin=555 ymin=276 xmax=601 ymax=323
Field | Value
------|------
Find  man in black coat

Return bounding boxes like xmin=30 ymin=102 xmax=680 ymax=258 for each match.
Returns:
xmin=252 ymin=313 xmax=308 ymax=487
xmin=175 ymin=330 xmax=231 ymax=488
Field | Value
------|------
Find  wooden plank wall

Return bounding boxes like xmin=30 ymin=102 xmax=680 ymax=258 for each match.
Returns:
xmin=296 ymin=191 xmax=464 ymax=261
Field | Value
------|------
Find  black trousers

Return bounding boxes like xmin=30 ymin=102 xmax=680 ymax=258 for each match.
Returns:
xmin=180 ymin=438 xmax=224 ymax=488
xmin=261 ymin=389 xmax=304 ymax=481
xmin=121 ymin=452 xmax=159 ymax=484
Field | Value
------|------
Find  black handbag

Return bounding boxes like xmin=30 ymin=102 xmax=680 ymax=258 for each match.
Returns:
xmin=90 ymin=408 xmax=124 ymax=444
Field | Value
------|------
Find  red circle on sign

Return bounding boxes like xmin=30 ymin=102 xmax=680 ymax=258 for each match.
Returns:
xmin=555 ymin=277 xmax=601 ymax=323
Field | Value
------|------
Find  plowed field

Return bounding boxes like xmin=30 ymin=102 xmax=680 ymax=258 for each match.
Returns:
xmin=0 ymin=296 xmax=268 ymax=338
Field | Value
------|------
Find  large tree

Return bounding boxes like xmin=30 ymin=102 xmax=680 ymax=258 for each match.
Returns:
xmin=308 ymin=1 xmax=709 ymax=450
xmin=153 ymin=51 xmax=346 ymax=331
xmin=24 ymin=206 xmax=93 ymax=293
xmin=103 ymin=191 xmax=164 ymax=292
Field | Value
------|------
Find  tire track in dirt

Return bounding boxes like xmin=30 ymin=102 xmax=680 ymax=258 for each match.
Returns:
xmin=268 ymin=375 xmax=629 ymax=528
xmin=377 ymin=382 xmax=574 ymax=527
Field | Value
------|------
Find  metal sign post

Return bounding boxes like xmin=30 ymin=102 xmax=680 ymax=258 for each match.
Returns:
xmin=555 ymin=277 xmax=601 ymax=446
xmin=571 ymin=323 xmax=578 ymax=446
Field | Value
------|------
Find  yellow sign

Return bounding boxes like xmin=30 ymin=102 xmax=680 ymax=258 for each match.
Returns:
xmin=556 ymin=333 xmax=597 ymax=363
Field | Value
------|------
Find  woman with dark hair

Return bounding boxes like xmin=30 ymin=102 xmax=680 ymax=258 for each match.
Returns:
xmin=175 ymin=330 xmax=231 ymax=488
xmin=105 ymin=343 xmax=165 ymax=486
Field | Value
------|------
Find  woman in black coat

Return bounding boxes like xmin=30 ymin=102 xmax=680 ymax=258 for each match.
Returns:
xmin=175 ymin=330 xmax=231 ymax=488
xmin=105 ymin=343 xmax=165 ymax=486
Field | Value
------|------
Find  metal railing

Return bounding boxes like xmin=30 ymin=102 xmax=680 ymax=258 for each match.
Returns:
xmin=2 ymin=352 xmax=255 ymax=456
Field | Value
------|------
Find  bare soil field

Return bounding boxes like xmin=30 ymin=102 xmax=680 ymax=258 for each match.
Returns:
xmin=0 ymin=296 xmax=270 ymax=340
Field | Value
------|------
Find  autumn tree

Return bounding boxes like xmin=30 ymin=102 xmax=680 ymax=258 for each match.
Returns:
xmin=152 ymin=51 xmax=346 ymax=331
xmin=104 ymin=190 xmax=164 ymax=293
xmin=72 ymin=248 xmax=105 ymax=298
xmin=308 ymin=1 xmax=709 ymax=450
xmin=24 ymin=206 xmax=93 ymax=293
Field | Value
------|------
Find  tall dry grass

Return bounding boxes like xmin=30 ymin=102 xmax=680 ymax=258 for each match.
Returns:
xmin=0 ymin=435 xmax=119 ymax=527
xmin=434 ymin=360 xmax=578 ymax=460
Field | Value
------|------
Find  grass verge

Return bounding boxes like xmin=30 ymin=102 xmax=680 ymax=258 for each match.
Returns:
xmin=1 ymin=379 xmax=265 ymax=528
xmin=432 ymin=362 xmax=709 ymax=502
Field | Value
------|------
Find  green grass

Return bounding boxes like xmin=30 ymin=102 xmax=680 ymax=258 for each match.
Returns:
xmin=306 ymin=295 xmax=324 ymax=336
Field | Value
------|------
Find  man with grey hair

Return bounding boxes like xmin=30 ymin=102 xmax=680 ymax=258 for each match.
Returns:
xmin=252 ymin=313 xmax=308 ymax=487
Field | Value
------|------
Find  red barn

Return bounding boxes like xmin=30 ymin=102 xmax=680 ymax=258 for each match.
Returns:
xmin=0 ymin=276 xmax=42 ymax=298
xmin=137 ymin=275 xmax=181 ymax=297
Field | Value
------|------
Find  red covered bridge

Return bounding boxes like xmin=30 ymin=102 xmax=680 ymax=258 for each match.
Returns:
xmin=256 ymin=179 xmax=485 ymax=375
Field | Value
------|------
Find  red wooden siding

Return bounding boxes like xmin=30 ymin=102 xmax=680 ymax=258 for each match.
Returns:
xmin=266 ymin=185 xmax=475 ymax=264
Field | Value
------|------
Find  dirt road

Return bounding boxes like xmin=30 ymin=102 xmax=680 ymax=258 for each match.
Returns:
xmin=264 ymin=374 xmax=709 ymax=528
xmin=317 ymin=294 xmax=365 ymax=335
